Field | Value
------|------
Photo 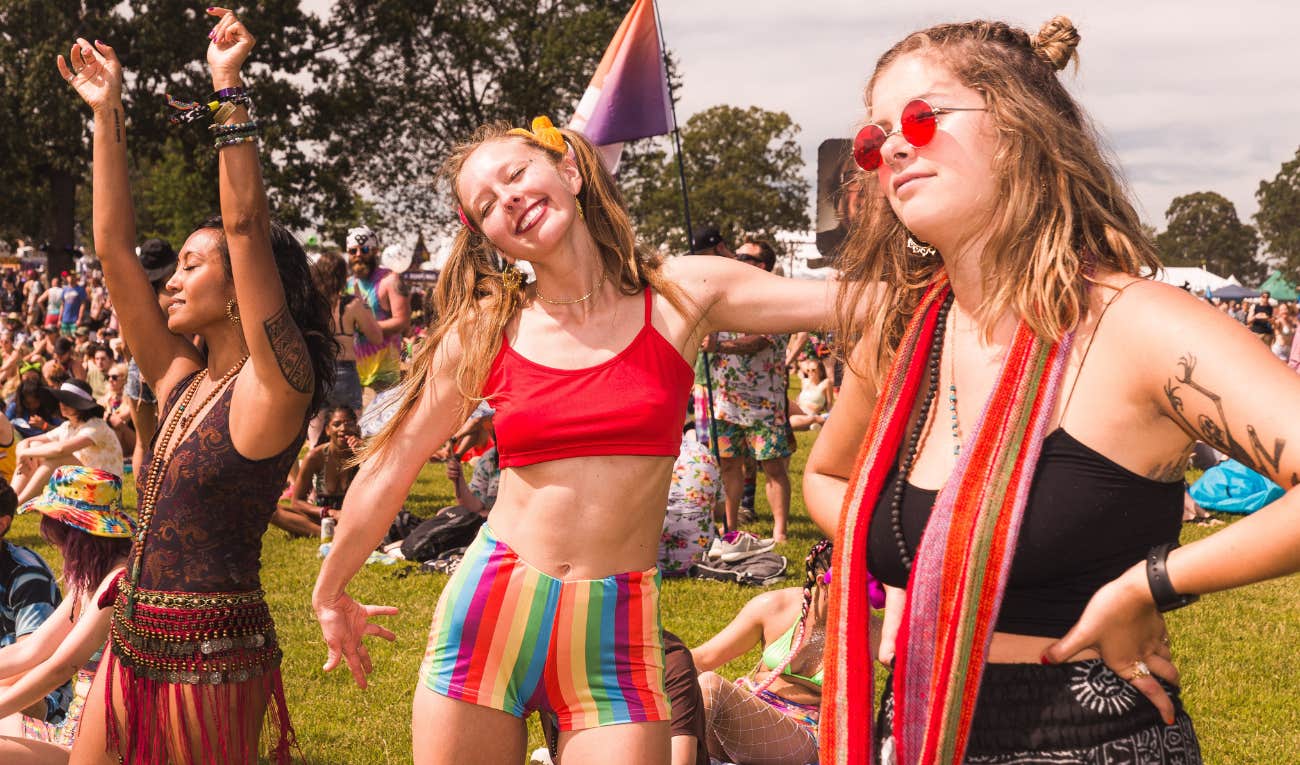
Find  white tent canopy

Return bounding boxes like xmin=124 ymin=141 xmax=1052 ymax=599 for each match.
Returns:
xmin=1153 ymin=266 xmax=1237 ymax=293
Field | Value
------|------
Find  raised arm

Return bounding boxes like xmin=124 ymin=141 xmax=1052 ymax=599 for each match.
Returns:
xmin=204 ymin=9 xmax=312 ymax=427
xmin=59 ymin=40 xmax=200 ymax=390
xmin=313 ymin=329 xmax=470 ymax=688
xmin=663 ymin=255 xmax=841 ymax=338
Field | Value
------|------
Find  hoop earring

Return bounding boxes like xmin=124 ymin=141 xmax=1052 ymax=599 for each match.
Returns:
xmin=225 ymin=298 xmax=241 ymax=326
xmin=906 ymin=235 xmax=938 ymax=259
xmin=501 ymin=264 xmax=524 ymax=293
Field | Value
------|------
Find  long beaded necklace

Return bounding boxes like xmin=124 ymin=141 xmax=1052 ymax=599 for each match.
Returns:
xmin=125 ymin=357 xmax=248 ymax=618
xmin=888 ymin=292 xmax=952 ymax=570
xmin=534 ymin=270 xmax=606 ymax=305
xmin=947 ymin=306 xmax=961 ymax=455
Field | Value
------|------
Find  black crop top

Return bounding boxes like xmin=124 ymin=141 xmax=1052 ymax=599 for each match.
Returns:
xmin=866 ymin=429 xmax=1183 ymax=638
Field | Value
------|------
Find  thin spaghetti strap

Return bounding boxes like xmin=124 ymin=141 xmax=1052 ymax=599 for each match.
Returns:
xmin=644 ymin=286 xmax=653 ymax=326
xmin=1059 ymin=279 xmax=1140 ymax=425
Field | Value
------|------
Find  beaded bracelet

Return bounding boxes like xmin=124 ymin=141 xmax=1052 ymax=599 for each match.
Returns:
xmin=214 ymin=134 xmax=258 ymax=150
xmin=210 ymin=119 xmax=260 ymax=137
xmin=210 ymin=86 xmax=250 ymax=103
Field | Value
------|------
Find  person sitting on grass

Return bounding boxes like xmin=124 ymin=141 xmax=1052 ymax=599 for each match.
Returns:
xmin=0 ymin=468 xmax=132 ymax=763
xmin=443 ymin=411 xmax=499 ymax=519
xmin=690 ymin=540 xmax=832 ymax=765
xmin=10 ymin=380 xmax=123 ymax=504
xmin=789 ymin=357 xmax=832 ymax=431
xmin=99 ymin=363 xmax=135 ymax=458
xmin=6 ymin=379 xmax=61 ymax=441
xmin=275 ymin=405 xmax=362 ymax=537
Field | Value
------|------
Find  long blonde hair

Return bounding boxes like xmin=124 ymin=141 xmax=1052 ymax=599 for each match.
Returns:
xmin=835 ymin=17 xmax=1160 ymax=387
xmin=363 ymin=122 xmax=687 ymax=461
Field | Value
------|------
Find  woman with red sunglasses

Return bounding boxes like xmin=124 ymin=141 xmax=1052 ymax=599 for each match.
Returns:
xmin=806 ymin=16 xmax=1300 ymax=764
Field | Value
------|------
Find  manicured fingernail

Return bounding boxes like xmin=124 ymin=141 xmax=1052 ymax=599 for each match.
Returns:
xmin=94 ymin=39 xmax=102 ymax=45
xmin=1165 ymin=714 xmax=1175 ymax=725
xmin=1040 ymin=655 xmax=1052 ymax=665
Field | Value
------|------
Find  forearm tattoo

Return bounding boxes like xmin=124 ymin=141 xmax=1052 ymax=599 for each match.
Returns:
xmin=1164 ymin=354 xmax=1290 ymax=485
xmin=113 ymin=108 xmax=121 ymax=143
xmin=263 ymin=304 xmax=313 ymax=394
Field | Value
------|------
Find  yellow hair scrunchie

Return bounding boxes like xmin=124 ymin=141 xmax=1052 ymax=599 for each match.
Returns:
xmin=508 ymin=116 xmax=567 ymax=155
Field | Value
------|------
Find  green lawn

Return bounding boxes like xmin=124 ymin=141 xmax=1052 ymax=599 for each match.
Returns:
xmin=7 ymin=431 xmax=1298 ymax=763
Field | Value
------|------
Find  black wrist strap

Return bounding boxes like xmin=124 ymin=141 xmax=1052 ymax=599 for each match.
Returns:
xmin=1146 ymin=542 xmax=1199 ymax=613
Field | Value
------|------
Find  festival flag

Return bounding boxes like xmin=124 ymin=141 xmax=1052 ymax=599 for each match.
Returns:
xmin=568 ymin=0 xmax=673 ymax=170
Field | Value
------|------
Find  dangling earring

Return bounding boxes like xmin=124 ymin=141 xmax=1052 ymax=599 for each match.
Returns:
xmin=906 ymin=235 xmax=937 ymax=259
xmin=225 ymin=298 xmax=241 ymax=326
xmin=501 ymin=263 xmax=524 ymax=293
xmin=575 ymin=198 xmax=585 ymax=220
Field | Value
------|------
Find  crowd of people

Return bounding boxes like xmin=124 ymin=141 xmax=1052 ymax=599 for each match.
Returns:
xmin=2 ymin=8 xmax=1300 ymax=765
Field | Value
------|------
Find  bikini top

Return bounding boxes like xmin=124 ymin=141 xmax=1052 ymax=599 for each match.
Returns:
xmin=761 ymin=620 xmax=824 ymax=688
xmin=482 ymin=288 xmax=694 ymax=469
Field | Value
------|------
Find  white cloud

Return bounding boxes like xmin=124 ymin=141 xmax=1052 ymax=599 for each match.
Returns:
xmin=657 ymin=0 xmax=1300 ymax=226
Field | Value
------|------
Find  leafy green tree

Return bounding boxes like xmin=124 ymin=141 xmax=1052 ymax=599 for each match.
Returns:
xmin=1155 ymin=191 xmax=1264 ymax=284
xmin=620 ymin=105 xmax=809 ymax=254
xmin=1255 ymin=146 xmax=1300 ymax=275
xmin=313 ymin=0 xmax=634 ymax=230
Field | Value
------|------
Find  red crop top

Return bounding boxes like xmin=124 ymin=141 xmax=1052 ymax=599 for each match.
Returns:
xmin=482 ymin=288 xmax=694 ymax=468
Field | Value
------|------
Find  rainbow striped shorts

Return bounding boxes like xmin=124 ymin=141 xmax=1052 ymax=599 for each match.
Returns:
xmin=420 ymin=524 xmax=670 ymax=730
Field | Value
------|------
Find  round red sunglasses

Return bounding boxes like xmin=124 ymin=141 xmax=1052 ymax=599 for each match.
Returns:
xmin=853 ymin=98 xmax=987 ymax=171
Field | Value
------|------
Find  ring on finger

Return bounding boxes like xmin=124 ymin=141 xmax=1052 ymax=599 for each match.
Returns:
xmin=1125 ymin=660 xmax=1152 ymax=682
xmin=1160 ymin=635 xmax=1171 ymax=647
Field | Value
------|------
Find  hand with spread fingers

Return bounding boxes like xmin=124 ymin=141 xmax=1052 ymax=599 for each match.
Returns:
xmin=1042 ymin=563 xmax=1181 ymax=725
xmin=314 ymin=591 xmax=399 ymax=690
xmin=205 ymin=6 xmax=257 ymax=87
xmin=56 ymin=38 xmax=122 ymax=113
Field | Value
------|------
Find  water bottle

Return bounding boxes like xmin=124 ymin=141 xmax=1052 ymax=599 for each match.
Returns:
xmin=320 ymin=512 xmax=336 ymax=543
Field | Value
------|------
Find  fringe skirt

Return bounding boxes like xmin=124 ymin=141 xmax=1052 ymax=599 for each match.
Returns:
xmin=103 ymin=575 xmax=298 ymax=764
xmin=876 ymin=660 xmax=1202 ymax=764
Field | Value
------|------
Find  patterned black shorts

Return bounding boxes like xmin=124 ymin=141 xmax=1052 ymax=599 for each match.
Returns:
xmin=876 ymin=660 xmax=1202 ymax=764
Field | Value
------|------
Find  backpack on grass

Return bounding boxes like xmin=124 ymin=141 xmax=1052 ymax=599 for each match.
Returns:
xmin=691 ymin=552 xmax=788 ymax=586
xmin=400 ymin=506 xmax=484 ymax=563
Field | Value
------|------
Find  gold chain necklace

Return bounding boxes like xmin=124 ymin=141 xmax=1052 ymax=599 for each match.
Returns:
xmin=125 ymin=356 xmax=248 ymax=618
xmin=534 ymin=270 xmax=606 ymax=305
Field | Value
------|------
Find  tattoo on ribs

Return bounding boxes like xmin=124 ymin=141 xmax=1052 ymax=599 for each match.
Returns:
xmin=1145 ymin=454 xmax=1191 ymax=483
xmin=263 ymin=305 xmax=313 ymax=394
xmin=1163 ymin=354 xmax=1285 ymax=480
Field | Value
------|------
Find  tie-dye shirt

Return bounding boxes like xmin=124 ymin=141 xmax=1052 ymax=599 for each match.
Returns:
xmin=346 ymin=268 xmax=403 ymax=388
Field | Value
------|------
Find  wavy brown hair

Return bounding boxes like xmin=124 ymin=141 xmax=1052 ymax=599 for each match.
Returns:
xmin=835 ymin=16 xmax=1160 ymax=386
xmin=363 ymin=123 xmax=689 ymax=461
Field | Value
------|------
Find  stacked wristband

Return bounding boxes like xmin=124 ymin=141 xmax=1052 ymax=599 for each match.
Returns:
xmin=212 ymin=120 xmax=260 ymax=149
xmin=164 ymin=85 xmax=252 ymax=127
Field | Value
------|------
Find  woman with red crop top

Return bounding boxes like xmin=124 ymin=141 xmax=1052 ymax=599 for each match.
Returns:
xmin=312 ymin=117 xmax=837 ymax=764
xmin=61 ymin=11 xmax=334 ymax=763
xmin=804 ymin=17 xmax=1300 ymax=764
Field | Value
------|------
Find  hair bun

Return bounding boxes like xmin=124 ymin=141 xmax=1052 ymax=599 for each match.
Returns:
xmin=1031 ymin=16 xmax=1079 ymax=71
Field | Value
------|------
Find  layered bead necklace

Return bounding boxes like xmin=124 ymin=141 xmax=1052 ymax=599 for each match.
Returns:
xmin=125 ymin=357 xmax=248 ymax=618
xmin=888 ymin=292 xmax=953 ymax=570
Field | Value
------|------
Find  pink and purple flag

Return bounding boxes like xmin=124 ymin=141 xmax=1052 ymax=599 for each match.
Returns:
xmin=568 ymin=0 xmax=673 ymax=170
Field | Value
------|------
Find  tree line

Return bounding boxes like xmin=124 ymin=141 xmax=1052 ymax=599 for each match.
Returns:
xmin=0 ymin=0 xmax=811 ymax=275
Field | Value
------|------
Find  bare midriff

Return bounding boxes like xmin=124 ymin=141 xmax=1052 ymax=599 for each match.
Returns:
xmin=988 ymin=632 xmax=1099 ymax=664
xmin=488 ymin=453 xmax=677 ymax=580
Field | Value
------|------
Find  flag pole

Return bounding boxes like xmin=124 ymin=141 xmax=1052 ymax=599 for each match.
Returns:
xmin=652 ymin=0 xmax=725 ymax=526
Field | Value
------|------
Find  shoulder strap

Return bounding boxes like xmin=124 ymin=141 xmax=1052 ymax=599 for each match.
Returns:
xmin=643 ymin=286 xmax=652 ymax=326
xmin=1059 ymin=279 xmax=1140 ymax=425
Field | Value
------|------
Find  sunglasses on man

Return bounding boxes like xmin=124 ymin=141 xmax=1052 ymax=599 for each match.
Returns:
xmin=348 ymin=246 xmax=372 ymax=256
xmin=853 ymin=98 xmax=986 ymax=172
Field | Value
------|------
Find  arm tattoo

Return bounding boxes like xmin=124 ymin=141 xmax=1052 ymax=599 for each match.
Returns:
xmin=263 ymin=304 xmax=313 ymax=394
xmin=113 ymin=108 xmax=121 ymax=144
xmin=1163 ymin=353 xmax=1285 ymax=480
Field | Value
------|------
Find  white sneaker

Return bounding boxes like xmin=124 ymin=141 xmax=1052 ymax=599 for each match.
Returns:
xmin=710 ymin=531 xmax=776 ymax=563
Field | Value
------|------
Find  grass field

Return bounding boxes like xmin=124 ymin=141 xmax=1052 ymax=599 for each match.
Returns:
xmin=7 ymin=431 xmax=1299 ymax=763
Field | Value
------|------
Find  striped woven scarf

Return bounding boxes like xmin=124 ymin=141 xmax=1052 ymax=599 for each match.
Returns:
xmin=821 ymin=276 xmax=1072 ymax=764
